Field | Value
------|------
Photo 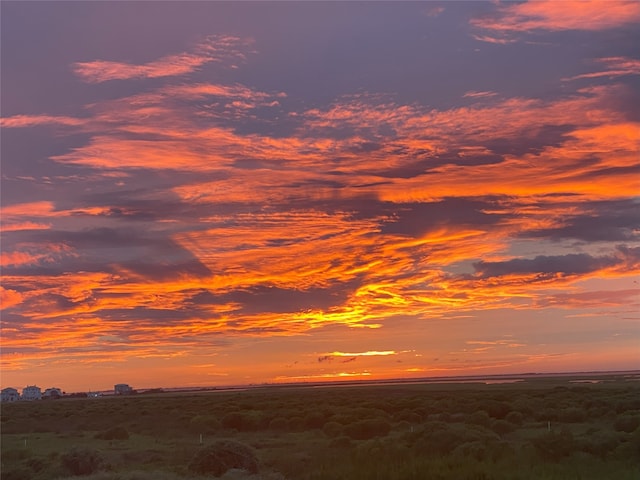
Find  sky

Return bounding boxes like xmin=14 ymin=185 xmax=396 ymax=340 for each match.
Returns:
xmin=1 ymin=1 xmax=639 ymax=393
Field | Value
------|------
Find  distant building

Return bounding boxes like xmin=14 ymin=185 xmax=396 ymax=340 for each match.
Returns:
xmin=43 ymin=387 xmax=63 ymax=399
xmin=22 ymin=385 xmax=42 ymax=401
xmin=1 ymin=387 xmax=20 ymax=402
xmin=114 ymin=383 xmax=133 ymax=395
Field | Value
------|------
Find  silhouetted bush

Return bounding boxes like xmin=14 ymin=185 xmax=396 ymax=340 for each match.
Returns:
xmin=345 ymin=418 xmax=391 ymax=440
xmin=329 ymin=435 xmax=352 ymax=449
xmin=95 ymin=425 xmax=129 ymax=440
xmin=394 ymin=409 xmax=421 ymax=423
xmin=188 ymin=440 xmax=258 ymax=476
xmin=60 ymin=447 xmax=104 ymax=475
xmin=477 ymin=400 xmax=511 ymax=419
xmin=268 ymin=417 xmax=288 ymax=431
xmin=407 ymin=421 xmax=499 ymax=457
xmin=0 ymin=467 xmax=32 ymax=480
xmin=532 ymin=429 xmax=575 ymax=461
xmin=288 ymin=416 xmax=305 ymax=431
xmin=505 ymin=411 xmax=523 ymax=425
xmin=559 ymin=407 xmax=587 ymax=423
xmin=322 ymin=421 xmax=343 ymax=437
xmin=613 ymin=414 xmax=640 ymax=433
xmin=468 ymin=410 xmax=491 ymax=427
xmin=189 ymin=415 xmax=221 ymax=433
xmin=491 ymin=419 xmax=515 ymax=435
xmin=578 ymin=430 xmax=620 ymax=458
xmin=221 ymin=411 xmax=264 ymax=431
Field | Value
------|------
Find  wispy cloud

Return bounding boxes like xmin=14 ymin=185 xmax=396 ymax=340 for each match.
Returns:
xmin=472 ymin=0 xmax=640 ymax=33
xmin=72 ymin=35 xmax=253 ymax=83
xmin=564 ymin=57 xmax=640 ymax=81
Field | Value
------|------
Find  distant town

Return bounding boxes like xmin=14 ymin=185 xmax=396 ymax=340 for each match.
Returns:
xmin=0 ymin=383 xmax=136 ymax=402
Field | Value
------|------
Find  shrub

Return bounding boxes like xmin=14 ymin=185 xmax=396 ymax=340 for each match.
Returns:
xmin=491 ymin=419 xmax=515 ymax=435
xmin=505 ymin=411 xmax=523 ymax=425
xmin=345 ymin=418 xmax=391 ymax=440
xmin=60 ymin=447 xmax=104 ymax=475
xmin=287 ymin=416 xmax=305 ymax=431
xmin=221 ymin=411 xmax=263 ymax=432
xmin=393 ymin=409 xmax=421 ymax=423
xmin=304 ymin=411 xmax=326 ymax=429
xmin=613 ymin=414 xmax=640 ymax=433
xmin=0 ymin=467 xmax=32 ymax=480
xmin=322 ymin=421 xmax=343 ymax=437
xmin=531 ymin=429 xmax=575 ymax=461
xmin=329 ymin=436 xmax=352 ymax=449
xmin=477 ymin=400 xmax=511 ymax=420
xmin=188 ymin=440 xmax=258 ymax=476
xmin=95 ymin=425 xmax=129 ymax=440
xmin=268 ymin=417 xmax=288 ymax=431
xmin=579 ymin=430 xmax=621 ymax=458
xmin=468 ymin=410 xmax=491 ymax=427
xmin=559 ymin=407 xmax=587 ymax=423
xmin=190 ymin=415 xmax=221 ymax=433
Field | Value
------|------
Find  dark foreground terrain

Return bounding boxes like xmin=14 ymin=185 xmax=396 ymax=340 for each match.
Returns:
xmin=2 ymin=373 xmax=639 ymax=479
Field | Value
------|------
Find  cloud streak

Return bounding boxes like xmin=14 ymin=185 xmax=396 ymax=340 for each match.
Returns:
xmin=72 ymin=35 xmax=253 ymax=83
xmin=472 ymin=1 xmax=640 ymax=34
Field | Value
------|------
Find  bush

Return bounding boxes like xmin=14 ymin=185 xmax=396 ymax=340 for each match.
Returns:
xmin=559 ymin=407 xmax=587 ymax=423
xmin=468 ymin=410 xmax=491 ymax=427
xmin=60 ymin=447 xmax=104 ymax=475
xmin=322 ymin=421 xmax=343 ymax=437
xmin=188 ymin=440 xmax=258 ymax=477
xmin=491 ymin=419 xmax=515 ymax=435
xmin=329 ymin=436 xmax=352 ymax=449
xmin=531 ymin=429 xmax=575 ymax=461
xmin=505 ymin=411 xmax=523 ymax=425
xmin=268 ymin=417 xmax=288 ymax=431
xmin=190 ymin=415 xmax=221 ymax=433
xmin=221 ymin=411 xmax=263 ymax=432
xmin=393 ymin=409 xmax=421 ymax=423
xmin=344 ymin=418 xmax=391 ymax=440
xmin=579 ymin=430 xmax=621 ymax=458
xmin=0 ymin=467 xmax=32 ymax=480
xmin=95 ymin=426 xmax=129 ymax=440
xmin=304 ymin=411 xmax=326 ymax=429
xmin=613 ymin=414 xmax=640 ymax=433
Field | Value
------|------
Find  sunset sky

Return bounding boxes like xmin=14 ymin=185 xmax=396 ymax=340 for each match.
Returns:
xmin=1 ymin=1 xmax=639 ymax=393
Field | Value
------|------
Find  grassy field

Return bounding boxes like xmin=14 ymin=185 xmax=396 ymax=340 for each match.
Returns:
xmin=1 ymin=373 xmax=639 ymax=479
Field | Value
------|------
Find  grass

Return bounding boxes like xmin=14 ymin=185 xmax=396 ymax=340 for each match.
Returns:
xmin=1 ymin=373 xmax=639 ymax=479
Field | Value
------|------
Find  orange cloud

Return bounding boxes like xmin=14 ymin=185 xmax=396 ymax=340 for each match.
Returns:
xmin=0 ymin=286 xmax=23 ymax=310
xmin=564 ymin=57 xmax=640 ymax=81
xmin=472 ymin=1 xmax=640 ymax=33
xmin=72 ymin=35 xmax=253 ymax=83
xmin=0 ymin=115 xmax=83 ymax=128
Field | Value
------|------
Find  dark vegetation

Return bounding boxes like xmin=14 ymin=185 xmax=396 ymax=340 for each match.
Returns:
xmin=1 ymin=373 xmax=639 ymax=479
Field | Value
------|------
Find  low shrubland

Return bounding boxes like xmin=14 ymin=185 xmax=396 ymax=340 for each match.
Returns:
xmin=1 ymin=373 xmax=639 ymax=479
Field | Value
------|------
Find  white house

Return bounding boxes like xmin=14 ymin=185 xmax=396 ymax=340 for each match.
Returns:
xmin=43 ymin=387 xmax=63 ymax=399
xmin=1 ymin=387 xmax=20 ymax=402
xmin=22 ymin=385 xmax=42 ymax=401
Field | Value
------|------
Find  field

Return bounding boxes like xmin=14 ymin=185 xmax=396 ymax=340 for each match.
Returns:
xmin=2 ymin=373 xmax=639 ymax=479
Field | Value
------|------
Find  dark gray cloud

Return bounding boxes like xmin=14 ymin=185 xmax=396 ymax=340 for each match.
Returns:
xmin=192 ymin=282 xmax=358 ymax=315
xmin=473 ymin=247 xmax=640 ymax=279
xmin=523 ymin=199 xmax=640 ymax=242
xmin=2 ymin=227 xmax=212 ymax=280
xmin=484 ymin=124 xmax=575 ymax=157
xmin=381 ymin=198 xmax=509 ymax=237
